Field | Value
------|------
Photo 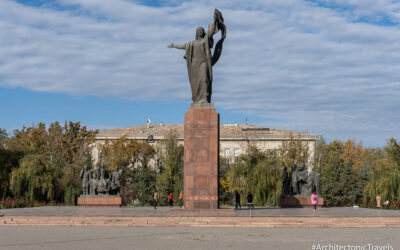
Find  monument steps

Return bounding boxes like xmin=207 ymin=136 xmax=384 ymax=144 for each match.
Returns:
xmin=2 ymin=215 xmax=400 ymax=228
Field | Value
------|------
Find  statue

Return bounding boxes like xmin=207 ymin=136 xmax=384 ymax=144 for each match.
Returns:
xmin=291 ymin=165 xmax=299 ymax=195
xmin=312 ymin=171 xmax=320 ymax=196
xmin=80 ymin=164 xmax=122 ymax=197
xmin=285 ymin=164 xmax=321 ymax=197
xmin=168 ymin=9 xmax=226 ymax=104
xmin=80 ymin=165 xmax=90 ymax=195
xmin=96 ymin=165 xmax=109 ymax=195
xmin=281 ymin=166 xmax=291 ymax=196
xmin=110 ymin=166 xmax=123 ymax=195
xmin=89 ymin=170 xmax=98 ymax=196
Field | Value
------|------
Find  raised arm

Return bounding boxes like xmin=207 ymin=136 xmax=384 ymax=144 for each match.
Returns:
xmin=168 ymin=43 xmax=186 ymax=50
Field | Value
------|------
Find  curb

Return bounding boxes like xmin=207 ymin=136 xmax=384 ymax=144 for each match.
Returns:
xmin=2 ymin=216 xmax=400 ymax=228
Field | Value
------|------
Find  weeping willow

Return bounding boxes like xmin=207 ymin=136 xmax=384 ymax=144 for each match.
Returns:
xmin=362 ymin=138 xmax=400 ymax=204
xmin=10 ymin=154 xmax=55 ymax=201
xmin=364 ymin=162 xmax=400 ymax=203
xmin=227 ymin=146 xmax=280 ymax=206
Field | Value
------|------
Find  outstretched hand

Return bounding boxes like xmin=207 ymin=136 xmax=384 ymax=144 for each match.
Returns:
xmin=167 ymin=43 xmax=174 ymax=48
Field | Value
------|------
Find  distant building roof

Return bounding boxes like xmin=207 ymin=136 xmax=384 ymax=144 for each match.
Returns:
xmin=96 ymin=124 xmax=319 ymax=141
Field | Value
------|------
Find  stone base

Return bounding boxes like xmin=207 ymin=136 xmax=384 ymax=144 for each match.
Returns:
xmin=170 ymin=208 xmax=235 ymax=213
xmin=184 ymin=106 xmax=219 ymax=209
xmin=77 ymin=196 xmax=121 ymax=206
xmin=279 ymin=197 xmax=324 ymax=207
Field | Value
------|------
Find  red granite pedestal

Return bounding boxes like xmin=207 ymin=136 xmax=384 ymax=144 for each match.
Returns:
xmin=77 ymin=196 xmax=121 ymax=207
xmin=279 ymin=197 xmax=324 ymax=207
xmin=184 ymin=105 xmax=219 ymax=209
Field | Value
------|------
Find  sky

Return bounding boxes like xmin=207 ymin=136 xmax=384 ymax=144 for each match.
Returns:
xmin=0 ymin=0 xmax=399 ymax=147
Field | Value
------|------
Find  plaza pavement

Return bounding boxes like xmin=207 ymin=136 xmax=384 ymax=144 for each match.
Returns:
xmin=1 ymin=206 xmax=400 ymax=228
xmin=0 ymin=226 xmax=399 ymax=250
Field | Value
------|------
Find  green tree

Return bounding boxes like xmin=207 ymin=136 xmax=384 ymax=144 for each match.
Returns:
xmin=0 ymin=129 xmax=22 ymax=199
xmin=363 ymin=138 xmax=400 ymax=203
xmin=129 ymin=141 xmax=156 ymax=205
xmin=219 ymin=157 xmax=232 ymax=206
xmin=278 ymin=133 xmax=310 ymax=168
xmin=226 ymin=146 xmax=280 ymax=206
xmin=8 ymin=122 xmax=97 ymax=204
xmin=10 ymin=153 xmax=55 ymax=201
xmin=156 ymin=130 xmax=184 ymax=206
xmin=100 ymin=137 xmax=156 ymax=205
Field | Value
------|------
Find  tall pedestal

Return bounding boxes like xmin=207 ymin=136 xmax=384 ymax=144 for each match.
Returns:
xmin=184 ymin=105 xmax=219 ymax=209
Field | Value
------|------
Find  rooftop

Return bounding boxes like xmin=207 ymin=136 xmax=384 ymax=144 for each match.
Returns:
xmin=97 ymin=124 xmax=319 ymax=140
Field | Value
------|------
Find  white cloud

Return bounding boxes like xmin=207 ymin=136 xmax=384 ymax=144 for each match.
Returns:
xmin=0 ymin=0 xmax=399 ymax=146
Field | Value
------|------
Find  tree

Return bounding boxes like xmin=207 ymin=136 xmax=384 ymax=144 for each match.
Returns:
xmin=219 ymin=157 xmax=232 ymax=206
xmin=341 ymin=139 xmax=364 ymax=171
xmin=321 ymin=154 xmax=344 ymax=206
xmin=10 ymin=153 xmax=55 ymax=201
xmin=100 ymin=137 xmax=156 ymax=205
xmin=278 ymin=133 xmax=310 ymax=169
xmin=386 ymin=138 xmax=400 ymax=167
xmin=129 ymin=141 xmax=156 ymax=205
xmin=365 ymin=138 xmax=400 ymax=203
xmin=0 ymin=129 xmax=7 ymax=149
xmin=0 ymin=129 xmax=22 ymax=199
xmin=156 ymin=130 xmax=184 ymax=206
xmin=8 ymin=122 xmax=97 ymax=204
xmin=226 ymin=146 xmax=280 ymax=206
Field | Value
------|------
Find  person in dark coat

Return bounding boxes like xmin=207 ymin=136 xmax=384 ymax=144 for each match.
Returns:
xmin=247 ymin=192 xmax=254 ymax=209
xmin=234 ymin=191 xmax=241 ymax=210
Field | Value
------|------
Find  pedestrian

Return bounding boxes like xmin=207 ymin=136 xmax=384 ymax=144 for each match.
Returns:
xmin=376 ymin=195 xmax=381 ymax=209
xmin=247 ymin=192 xmax=254 ymax=209
xmin=234 ymin=191 xmax=241 ymax=210
xmin=153 ymin=191 xmax=158 ymax=209
xmin=311 ymin=192 xmax=318 ymax=212
xmin=168 ymin=193 xmax=173 ymax=207
xmin=178 ymin=191 xmax=184 ymax=208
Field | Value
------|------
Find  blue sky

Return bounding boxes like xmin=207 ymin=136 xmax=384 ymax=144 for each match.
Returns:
xmin=0 ymin=0 xmax=400 ymax=147
xmin=0 ymin=87 xmax=262 ymax=130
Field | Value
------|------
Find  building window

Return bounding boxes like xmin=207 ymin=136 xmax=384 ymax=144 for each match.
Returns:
xmin=224 ymin=148 xmax=231 ymax=157
xmin=234 ymin=148 xmax=240 ymax=157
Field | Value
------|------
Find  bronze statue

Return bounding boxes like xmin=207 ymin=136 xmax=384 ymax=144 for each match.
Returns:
xmin=89 ymin=170 xmax=98 ymax=196
xmin=80 ymin=164 xmax=122 ymax=197
xmin=80 ymin=165 xmax=90 ymax=195
xmin=281 ymin=166 xmax=291 ymax=196
xmin=286 ymin=164 xmax=320 ymax=197
xmin=110 ymin=166 xmax=123 ymax=195
xmin=96 ymin=165 xmax=109 ymax=195
xmin=168 ymin=9 xmax=226 ymax=104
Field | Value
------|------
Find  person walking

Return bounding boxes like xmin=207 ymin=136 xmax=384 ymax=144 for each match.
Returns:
xmin=247 ymin=192 xmax=254 ymax=209
xmin=234 ymin=191 xmax=241 ymax=210
xmin=153 ymin=191 xmax=158 ymax=209
xmin=376 ymin=195 xmax=381 ymax=209
xmin=178 ymin=191 xmax=184 ymax=208
xmin=168 ymin=193 xmax=173 ymax=207
xmin=311 ymin=192 xmax=318 ymax=212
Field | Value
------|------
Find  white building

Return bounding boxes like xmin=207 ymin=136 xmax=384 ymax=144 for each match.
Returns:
xmin=94 ymin=123 xmax=319 ymax=167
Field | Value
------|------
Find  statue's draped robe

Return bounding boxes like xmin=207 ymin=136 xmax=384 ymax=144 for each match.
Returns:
xmin=184 ymin=35 xmax=213 ymax=104
xmin=183 ymin=10 xmax=226 ymax=104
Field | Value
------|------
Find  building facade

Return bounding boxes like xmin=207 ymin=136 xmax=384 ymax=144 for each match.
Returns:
xmin=94 ymin=123 xmax=320 ymax=168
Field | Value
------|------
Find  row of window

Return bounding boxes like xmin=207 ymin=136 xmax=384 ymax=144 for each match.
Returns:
xmin=224 ymin=148 xmax=240 ymax=157
xmin=224 ymin=148 xmax=279 ymax=158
